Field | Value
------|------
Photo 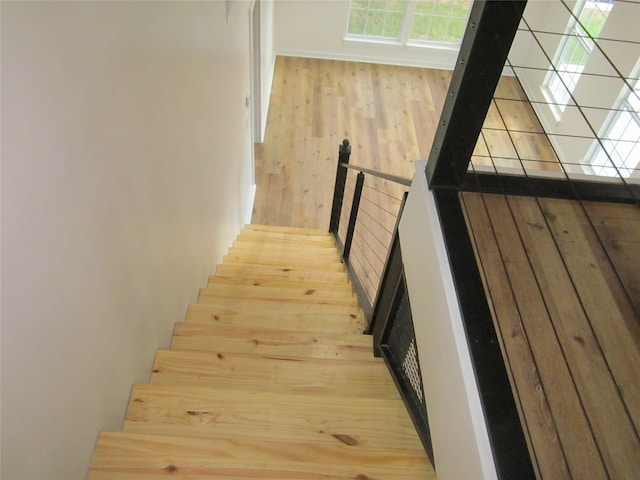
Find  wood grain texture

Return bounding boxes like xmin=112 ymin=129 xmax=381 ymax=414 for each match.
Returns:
xmin=88 ymin=225 xmax=432 ymax=477
xmin=124 ymin=383 xmax=422 ymax=450
xmin=151 ymin=348 xmax=400 ymax=399
xmin=462 ymin=192 xmax=640 ymax=480
xmin=253 ymin=57 xmax=560 ymax=229
xmin=170 ymin=322 xmax=373 ymax=361
xmin=88 ymin=432 xmax=433 ymax=480
xmin=184 ymin=305 xmax=366 ymax=334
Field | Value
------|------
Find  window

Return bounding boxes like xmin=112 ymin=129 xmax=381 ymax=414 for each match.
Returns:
xmin=347 ymin=0 xmax=472 ymax=46
xmin=409 ymin=0 xmax=471 ymax=44
xmin=347 ymin=0 xmax=406 ymax=40
xmin=589 ymin=80 xmax=640 ymax=178
xmin=543 ymin=0 xmax=613 ymax=113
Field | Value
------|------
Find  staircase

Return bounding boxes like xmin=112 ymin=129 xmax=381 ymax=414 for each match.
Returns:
xmin=87 ymin=224 xmax=434 ymax=479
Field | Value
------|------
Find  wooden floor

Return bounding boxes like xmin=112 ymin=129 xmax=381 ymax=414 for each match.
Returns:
xmin=252 ymin=56 xmax=560 ymax=230
xmin=462 ymin=193 xmax=640 ymax=480
xmin=88 ymin=224 xmax=434 ymax=479
xmin=252 ymin=56 xmax=450 ymax=229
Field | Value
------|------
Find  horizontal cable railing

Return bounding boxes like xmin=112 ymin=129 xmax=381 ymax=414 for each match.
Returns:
xmin=329 ymin=139 xmax=410 ymax=325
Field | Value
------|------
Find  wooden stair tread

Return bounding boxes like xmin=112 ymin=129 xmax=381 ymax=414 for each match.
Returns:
xmin=171 ymin=322 xmax=372 ymax=360
xmin=151 ymin=349 xmax=400 ymax=399
xmin=214 ymin=263 xmax=348 ymax=282
xmin=243 ymin=224 xmax=331 ymax=237
xmin=198 ymin=284 xmax=356 ymax=303
xmin=88 ymin=432 xmax=433 ymax=479
xmin=236 ymin=230 xmax=337 ymax=247
xmin=123 ymin=384 xmax=423 ymax=450
xmin=195 ymin=297 xmax=362 ymax=315
xmin=227 ymin=245 xmax=341 ymax=259
xmin=222 ymin=253 xmax=345 ymax=269
xmin=207 ymin=274 xmax=354 ymax=291
xmin=230 ymin=240 xmax=339 ymax=253
xmin=185 ymin=305 xmax=366 ymax=333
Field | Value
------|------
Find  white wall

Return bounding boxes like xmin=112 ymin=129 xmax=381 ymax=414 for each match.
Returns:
xmin=259 ymin=0 xmax=276 ymax=140
xmin=0 ymin=1 xmax=255 ymax=479
xmin=273 ymin=0 xmax=460 ymax=69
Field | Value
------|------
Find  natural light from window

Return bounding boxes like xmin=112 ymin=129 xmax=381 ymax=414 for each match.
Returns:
xmin=589 ymin=79 xmax=640 ymax=178
xmin=346 ymin=0 xmax=472 ymax=46
xmin=542 ymin=0 xmax=613 ymax=116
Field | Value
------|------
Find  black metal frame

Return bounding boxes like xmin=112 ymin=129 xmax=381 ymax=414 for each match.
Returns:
xmin=426 ymin=1 xmax=528 ymax=188
xmin=378 ymin=261 xmax=435 ymax=468
xmin=463 ymin=171 xmax=640 ymax=205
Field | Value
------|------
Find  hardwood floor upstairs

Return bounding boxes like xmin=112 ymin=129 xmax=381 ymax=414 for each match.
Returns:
xmin=87 ymin=224 xmax=434 ymax=479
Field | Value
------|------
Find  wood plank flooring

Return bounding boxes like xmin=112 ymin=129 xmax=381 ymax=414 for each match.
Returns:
xmin=252 ymin=56 xmax=558 ymax=230
xmin=462 ymin=192 xmax=640 ymax=480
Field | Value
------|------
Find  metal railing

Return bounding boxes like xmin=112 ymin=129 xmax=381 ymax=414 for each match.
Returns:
xmin=328 ymin=138 xmax=434 ymax=465
xmin=329 ymin=139 xmax=410 ymax=323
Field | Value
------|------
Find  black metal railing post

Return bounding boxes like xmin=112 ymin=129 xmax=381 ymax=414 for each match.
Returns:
xmin=343 ymin=171 xmax=364 ymax=258
xmin=329 ymin=139 xmax=351 ymax=234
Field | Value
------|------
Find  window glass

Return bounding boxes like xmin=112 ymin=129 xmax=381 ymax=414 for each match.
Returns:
xmin=410 ymin=0 xmax=471 ymax=44
xmin=544 ymin=0 xmax=613 ymax=111
xmin=347 ymin=0 xmax=406 ymax=39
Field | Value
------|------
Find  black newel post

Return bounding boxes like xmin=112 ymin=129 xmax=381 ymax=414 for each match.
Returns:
xmin=343 ymin=171 xmax=364 ymax=258
xmin=329 ymin=139 xmax=351 ymax=235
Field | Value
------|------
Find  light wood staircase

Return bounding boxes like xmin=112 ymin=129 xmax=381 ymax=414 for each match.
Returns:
xmin=87 ymin=224 xmax=434 ymax=479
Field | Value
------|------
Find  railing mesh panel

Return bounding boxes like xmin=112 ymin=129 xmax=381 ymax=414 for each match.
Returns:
xmin=383 ymin=281 xmax=433 ymax=463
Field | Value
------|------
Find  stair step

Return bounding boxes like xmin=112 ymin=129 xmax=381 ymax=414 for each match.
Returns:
xmin=123 ymin=384 xmax=423 ymax=451
xmin=236 ymin=230 xmax=337 ymax=247
xmin=170 ymin=322 xmax=372 ymax=360
xmin=198 ymin=284 xmax=356 ymax=304
xmin=214 ymin=263 xmax=348 ymax=282
xmin=230 ymin=240 xmax=339 ymax=254
xmin=195 ymin=296 xmax=362 ymax=315
xmin=243 ymin=224 xmax=331 ymax=237
xmin=207 ymin=275 xmax=354 ymax=291
xmin=227 ymin=245 xmax=340 ymax=259
xmin=223 ymin=253 xmax=345 ymax=269
xmin=88 ymin=432 xmax=433 ymax=479
xmin=185 ymin=304 xmax=366 ymax=333
xmin=151 ymin=349 xmax=400 ymax=399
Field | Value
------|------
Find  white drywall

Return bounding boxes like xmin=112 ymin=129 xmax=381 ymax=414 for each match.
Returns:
xmin=399 ymin=162 xmax=497 ymax=480
xmin=260 ymin=0 xmax=276 ymax=141
xmin=1 ymin=1 xmax=255 ymax=478
xmin=273 ymin=0 xmax=461 ymax=69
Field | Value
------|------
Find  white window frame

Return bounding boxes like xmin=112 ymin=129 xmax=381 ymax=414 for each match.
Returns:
xmin=345 ymin=0 xmax=472 ymax=49
xmin=587 ymin=78 xmax=640 ymax=178
xmin=541 ymin=0 xmax=612 ymax=119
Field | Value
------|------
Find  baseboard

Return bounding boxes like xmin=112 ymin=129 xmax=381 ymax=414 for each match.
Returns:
xmin=275 ymin=48 xmax=457 ymax=71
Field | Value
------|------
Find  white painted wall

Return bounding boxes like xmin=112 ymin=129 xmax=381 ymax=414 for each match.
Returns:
xmin=273 ymin=0 xmax=461 ymax=69
xmin=1 ymin=1 xmax=255 ymax=478
xmin=399 ymin=162 xmax=497 ymax=480
xmin=260 ymin=0 xmax=276 ymax=140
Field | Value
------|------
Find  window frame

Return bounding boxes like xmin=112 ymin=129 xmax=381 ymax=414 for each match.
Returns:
xmin=345 ymin=0 xmax=473 ymax=50
xmin=587 ymin=78 xmax=640 ymax=178
xmin=541 ymin=0 xmax=612 ymax=119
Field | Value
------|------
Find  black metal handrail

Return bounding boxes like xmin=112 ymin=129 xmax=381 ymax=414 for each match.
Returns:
xmin=340 ymin=162 xmax=412 ymax=187
xmin=329 ymin=138 xmax=410 ymax=326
